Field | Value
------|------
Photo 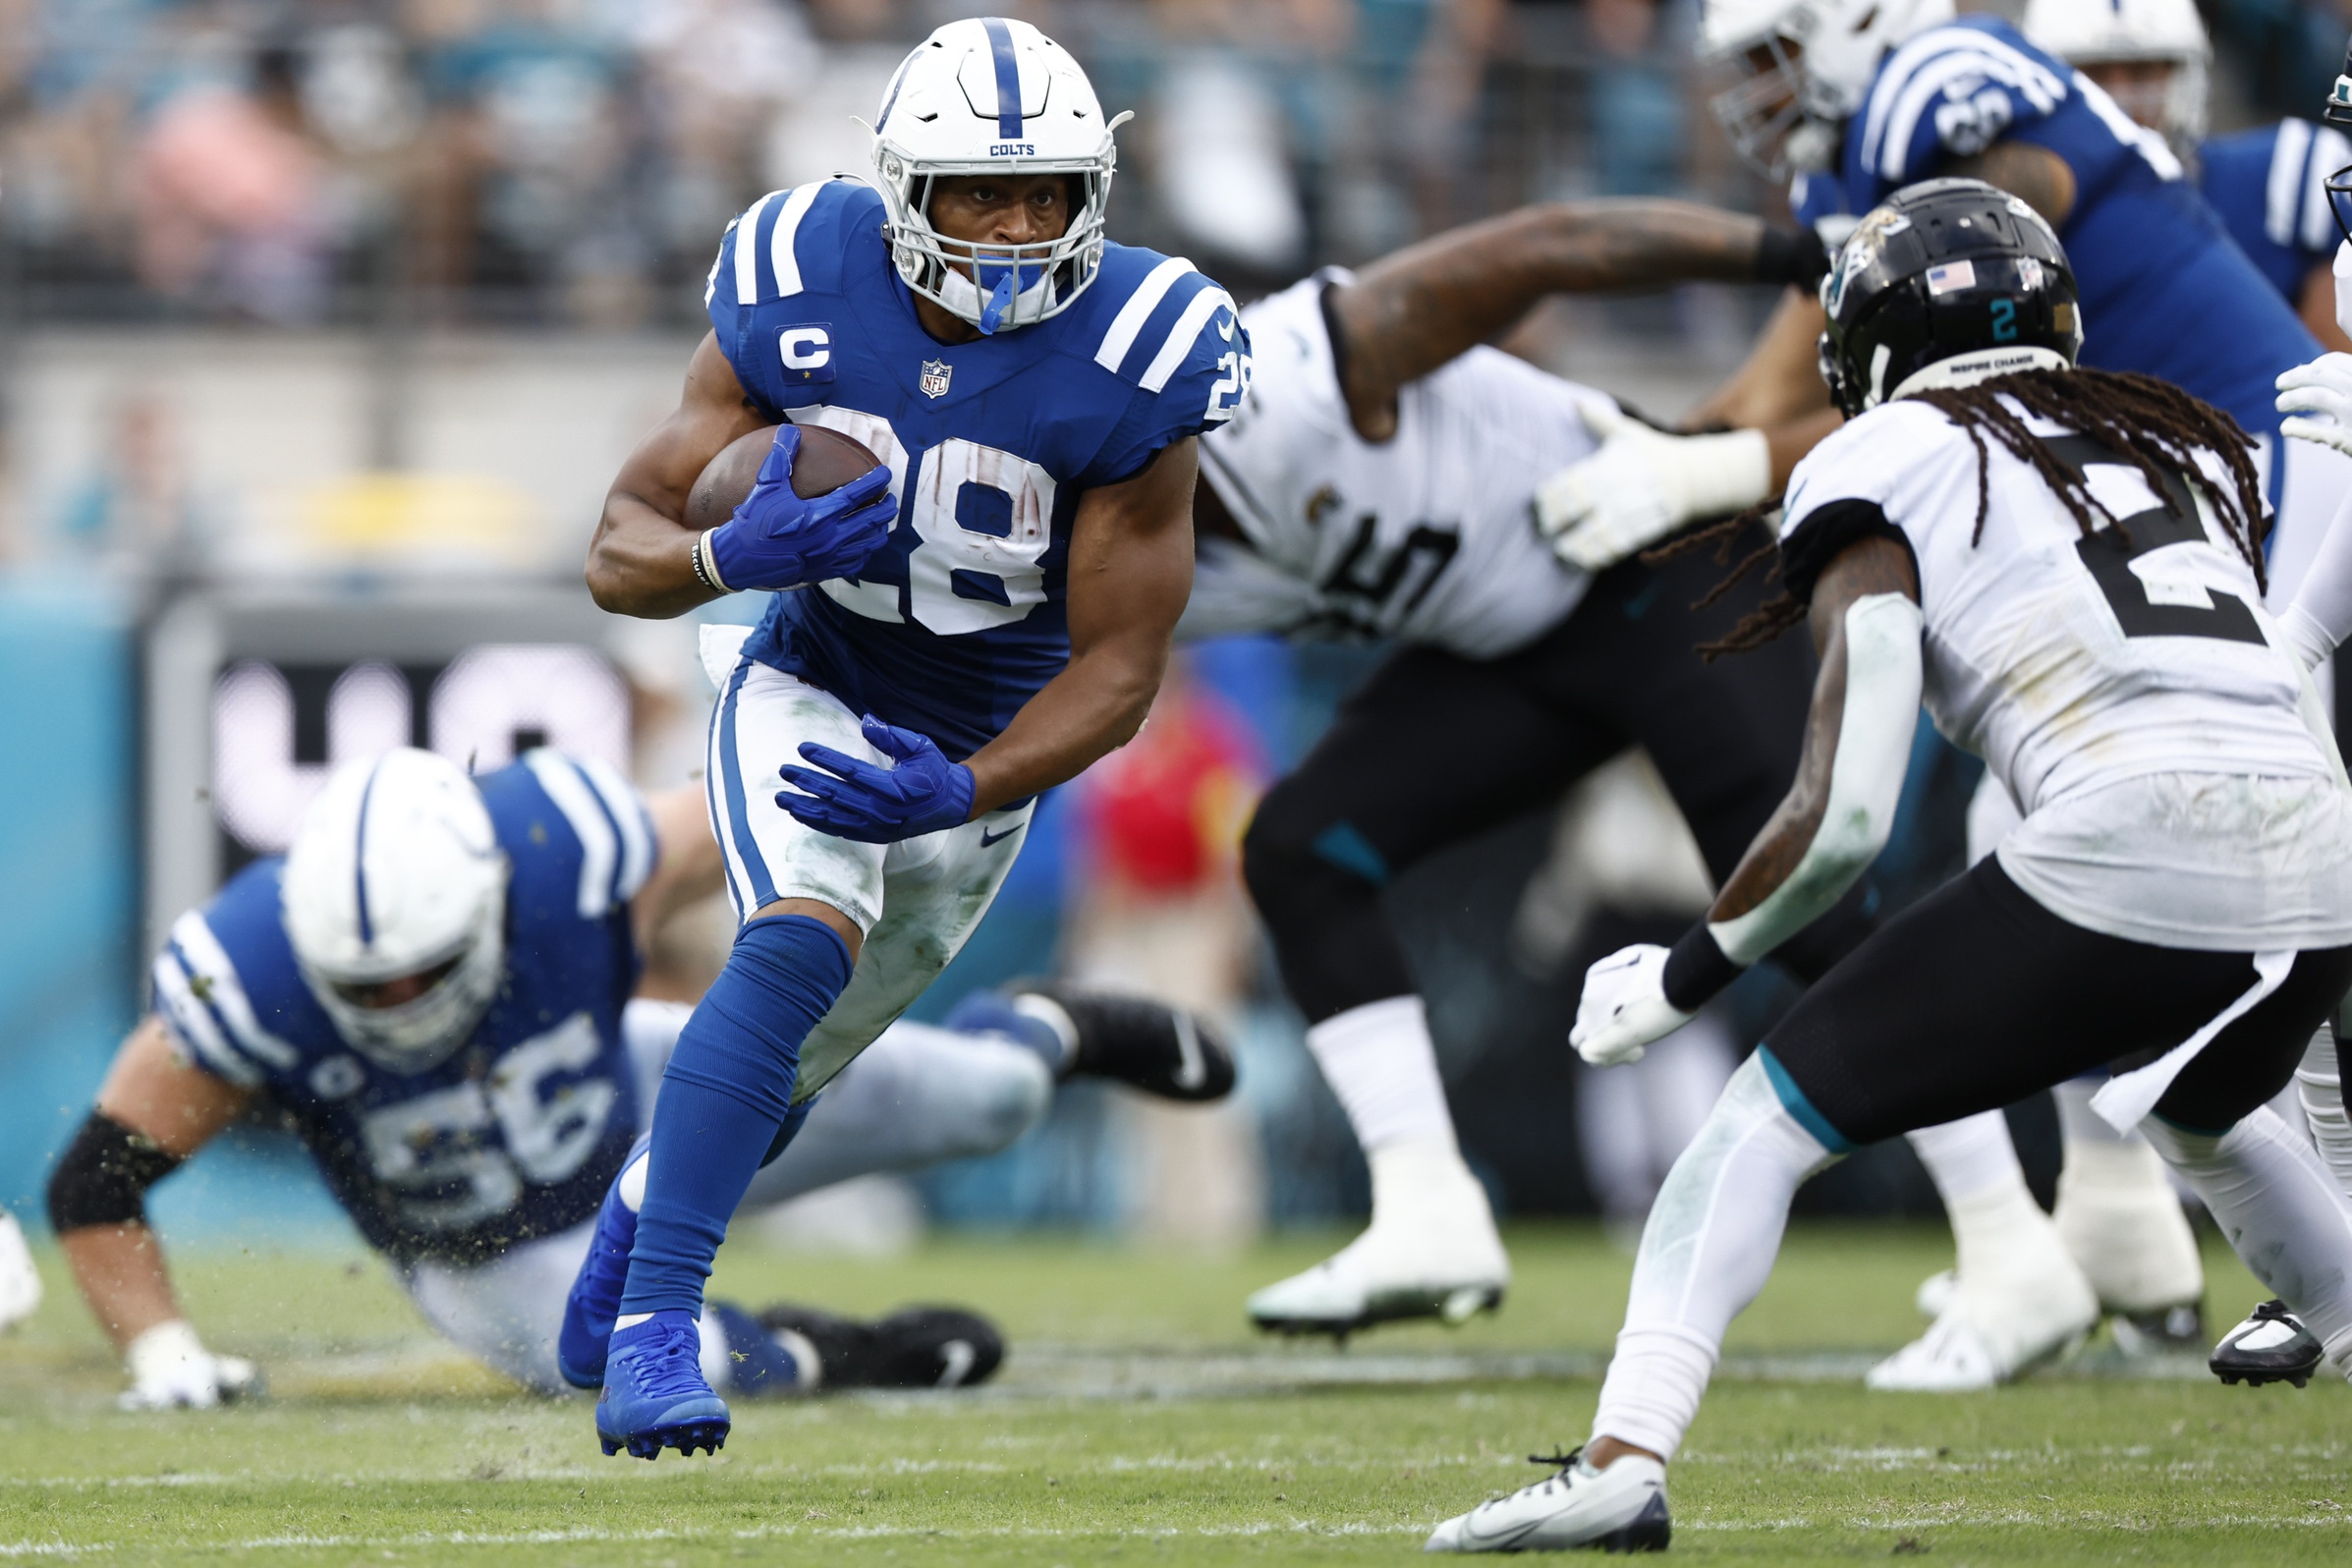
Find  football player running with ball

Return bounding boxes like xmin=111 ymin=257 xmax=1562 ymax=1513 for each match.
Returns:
xmin=1428 ymin=180 xmax=2352 ymax=1553
xmin=567 ymin=18 xmax=1248 ymax=1459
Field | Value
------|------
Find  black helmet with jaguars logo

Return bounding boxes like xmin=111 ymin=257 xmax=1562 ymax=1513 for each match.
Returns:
xmin=1817 ymin=178 xmax=2084 ymax=418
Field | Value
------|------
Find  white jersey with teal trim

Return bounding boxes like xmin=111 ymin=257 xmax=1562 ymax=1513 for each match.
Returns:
xmin=1779 ymin=397 xmax=2352 ymax=950
xmin=1187 ymin=274 xmax=1597 ymax=660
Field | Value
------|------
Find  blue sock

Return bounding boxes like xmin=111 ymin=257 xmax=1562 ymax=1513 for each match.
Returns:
xmin=619 ymin=914 xmax=853 ymax=1316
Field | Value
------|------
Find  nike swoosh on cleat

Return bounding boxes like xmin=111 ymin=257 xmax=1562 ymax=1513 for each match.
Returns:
xmin=1172 ymin=1016 xmax=1205 ymax=1091
xmin=979 ymin=824 xmax=1023 ymax=847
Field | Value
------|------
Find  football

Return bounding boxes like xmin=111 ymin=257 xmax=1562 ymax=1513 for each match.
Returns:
xmin=684 ymin=422 xmax=883 ymax=532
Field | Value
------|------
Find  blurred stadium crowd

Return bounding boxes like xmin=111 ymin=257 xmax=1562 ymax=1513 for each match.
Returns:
xmin=0 ymin=0 xmax=2347 ymax=1253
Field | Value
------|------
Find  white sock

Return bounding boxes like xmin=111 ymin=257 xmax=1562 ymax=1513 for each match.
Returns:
xmin=2295 ymin=1026 xmax=2352 ymax=1202
xmin=1907 ymin=1111 xmax=2028 ymax=1205
xmin=2054 ymin=1076 xmax=2135 ymax=1148
xmin=2051 ymin=1079 xmax=2204 ymax=1312
xmin=1306 ymin=995 xmax=1458 ymax=1154
xmin=2143 ymin=1107 xmax=2352 ymax=1377
xmin=1592 ymin=1056 xmax=1838 ymax=1459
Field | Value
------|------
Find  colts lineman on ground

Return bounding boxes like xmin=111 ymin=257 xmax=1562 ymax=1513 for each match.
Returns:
xmin=1429 ymin=178 xmax=2352 ymax=1554
xmin=44 ymin=747 xmax=1226 ymax=1408
xmin=562 ymin=17 xmax=1250 ymax=1459
xmin=1175 ymin=197 xmax=1875 ymax=1337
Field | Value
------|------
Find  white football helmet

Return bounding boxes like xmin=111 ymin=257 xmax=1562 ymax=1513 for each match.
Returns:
xmin=870 ymin=16 xmax=1128 ymax=335
xmin=2022 ymin=0 xmax=2209 ymax=144
xmin=282 ymin=748 xmax=508 ymax=1073
xmin=1701 ymin=0 xmax=1955 ymax=178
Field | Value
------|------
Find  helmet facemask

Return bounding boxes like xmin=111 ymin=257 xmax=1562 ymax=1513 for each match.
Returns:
xmin=874 ymin=153 xmax=1115 ymax=335
xmin=1709 ymin=31 xmax=1820 ymax=182
xmin=305 ymin=895 xmax=507 ymax=1074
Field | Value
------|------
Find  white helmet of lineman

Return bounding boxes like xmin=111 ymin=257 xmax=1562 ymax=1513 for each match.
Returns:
xmin=1701 ymin=0 xmax=1955 ymax=177
xmin=283 ymin=748 xmax=508 ymax=1073
xmin=870 ymin=16 xmax=1129 ymax=335
xmin=2022 ymin=0 xmax=2210 ymax=144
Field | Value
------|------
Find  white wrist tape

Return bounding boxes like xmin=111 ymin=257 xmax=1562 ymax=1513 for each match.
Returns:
xmin=1673 ymin=426 xmax=1774 ymax=521
xmin=1710 ymin=592 xmax=1921 ymax=965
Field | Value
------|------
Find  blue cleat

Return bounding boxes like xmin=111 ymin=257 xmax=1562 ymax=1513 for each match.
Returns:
xmin=595 ymin=1310 xmax=731 ymax=1460
xmin=559 ymin=1134 xmax=649 ymax=1390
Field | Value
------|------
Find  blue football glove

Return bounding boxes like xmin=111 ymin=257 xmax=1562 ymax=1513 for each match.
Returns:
xmin=777 ymin=717 xmax=977 ymax=843
xmin=702 ymin=423 xmax=897 ymax=592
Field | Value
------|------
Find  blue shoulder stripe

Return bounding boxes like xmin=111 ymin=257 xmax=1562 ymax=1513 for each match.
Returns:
xmin=520 ymin=751 xmax=653 ymax=921
xmin=1859 ymin=26 xmax=2068 ymax=182
xmin=2269 ymin=120 xmax=2352 ymax=253
xmin=724 ymin=184 xmax=838 ymax=306
xmin=152 ymin=910 xmax=301 ymax=1082
xmin=1094 ymin=256 xmax=1198 ymax=376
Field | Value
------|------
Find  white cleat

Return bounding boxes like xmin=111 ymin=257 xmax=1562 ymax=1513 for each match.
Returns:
xmin=1426 ymin=1451 xmax=1670 ymax=1553
xmin=1248 ymin=1138 xmax=1508 ymax=1338
xmin=2053 ymin=1136 xmax=2205 ymax=1338
xmin=0 ymin=1209 xmax=41 ymax=1332
xmin=1868 ymin=1266 xmax=2099 ymax=1391
xmin=1914 ymin=1267 xmax=1955 ymax=1321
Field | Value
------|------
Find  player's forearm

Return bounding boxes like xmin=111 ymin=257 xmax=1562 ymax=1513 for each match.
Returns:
xmin=960 ymin=642 xmax=1166 ymax=814
xmin=1663 ymin=543 xmax=1923 ymax=1010
xmin=586 ymin=495 xmax=724 ymax=619
xmin=1687 ymin=289 xmax=1833 ymax=432
xmin=59 ymin=1223 xmax=183 ymax=1353
xmin=1337 ymin=201 xmax=1786 ymax=422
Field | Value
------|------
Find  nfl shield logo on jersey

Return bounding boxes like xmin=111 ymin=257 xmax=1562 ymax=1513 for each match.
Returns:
xmin=920 ymin=359 xmax=953 ymax=400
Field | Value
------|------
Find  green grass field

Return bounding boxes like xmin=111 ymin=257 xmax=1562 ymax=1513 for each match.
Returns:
xmin=2 ymin=1223 xmax=2346 ymax=1564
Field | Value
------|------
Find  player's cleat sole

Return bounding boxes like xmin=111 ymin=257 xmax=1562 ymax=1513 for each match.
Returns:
xmin=595 ymin=1310 xmax=731 ymax=1462
xmin=1252 ymin=1282 xmax=1506 ymax=1340
xmin=595 ymin=1418 xmax=730 ymax=1460
xmin=1425 ymin=1450 xmax=1669 ymax=1553
xmin=1006 ymin=981 xmax=1236 ymax=1101
xmin=2210 ymin=1299 xmax=2323 ymax=1388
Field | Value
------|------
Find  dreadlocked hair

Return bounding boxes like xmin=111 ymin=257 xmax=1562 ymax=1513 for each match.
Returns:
xmin=1654 ymin=366 xmax=2270 ymax=661
xmin=1642 ymin=504 xmax=1799 ymax=658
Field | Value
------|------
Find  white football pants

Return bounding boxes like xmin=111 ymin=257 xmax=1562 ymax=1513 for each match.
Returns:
xmin=396 ymin=998 xmax=1052 ymax=1393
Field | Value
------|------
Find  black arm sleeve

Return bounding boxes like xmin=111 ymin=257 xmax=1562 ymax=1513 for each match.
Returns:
xmin=1777 ymin=497 xmax=1918 ymax=606
xmin=1754 ymin=226 xmax=1830 ymax=289
xmin=46 ymin=1111 xmax=184 ymax=1233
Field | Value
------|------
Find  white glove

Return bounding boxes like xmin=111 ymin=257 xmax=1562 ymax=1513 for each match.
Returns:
xmin=120 ymin=1320 xmax=260 ymax=1411
xmin=1535 ymin=405 xmax=1772 ymax=572
xmin=2333 ymin=239 xmax=2352 ymax=342
xmin=1570 ymin=944 xmax=1695 ymax=1067
xmin=2277 ymin=353 xmax=2352 ymax=460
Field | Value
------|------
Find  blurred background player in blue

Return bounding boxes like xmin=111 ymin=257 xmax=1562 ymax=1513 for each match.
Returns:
xmin=564 ymin=17 xmax=1250 ymax=1459
xmin=44 ymin=747 xmax=1228 ymax=1410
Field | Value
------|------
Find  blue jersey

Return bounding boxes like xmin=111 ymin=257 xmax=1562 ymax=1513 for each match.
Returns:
xmin=1792 ymin=16 xmax=2319 ymax=436
xmin=707 ymin=180 xmax=1251 ymax=759
xmin=151 ymin=752 xmax=653 ymax=1264
xmin=2200 ymin=120 xmax=2348 ymax=307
